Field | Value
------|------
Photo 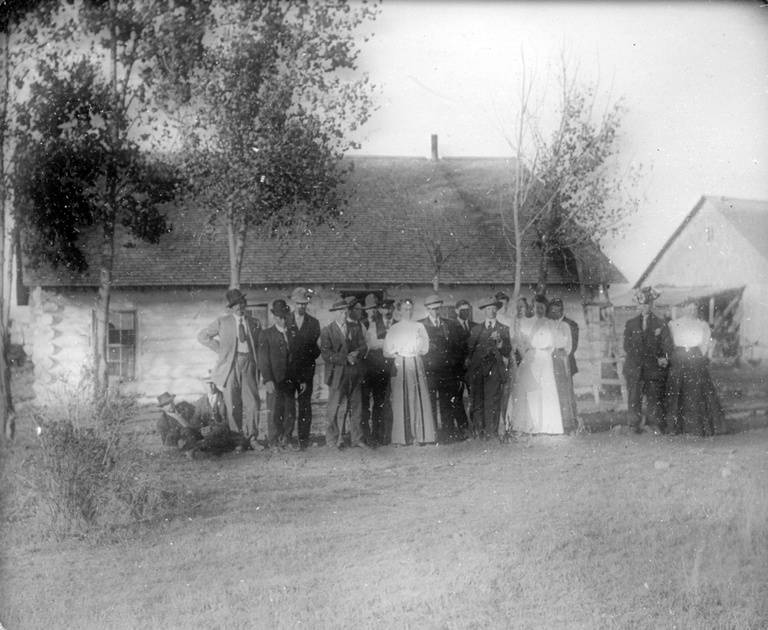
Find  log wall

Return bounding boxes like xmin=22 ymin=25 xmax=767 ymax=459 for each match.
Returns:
xmin=23 ymin=283 xmax=597 ymax=404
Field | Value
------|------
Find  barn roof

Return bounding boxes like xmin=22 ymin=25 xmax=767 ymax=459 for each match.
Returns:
xmin=635 ymin=195 xmax=768 ymax=289
xmin=22 ymin=155 xmax=626 ymax=289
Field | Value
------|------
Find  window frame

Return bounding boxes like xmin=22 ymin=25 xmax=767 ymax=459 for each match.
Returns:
xmin=92 ymin=309 xmax=138 ymax=381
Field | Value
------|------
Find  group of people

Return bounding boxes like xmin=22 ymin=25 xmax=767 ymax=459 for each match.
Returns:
xmin=157 ymin=283 xmax=724 ymax=454
xmin=622 ymin=286 xmax=724 ymax=436
xmin=166 ymin=286 xmax=585 ymax=454
xmin=308 ymin=290 xmax=585 ymax=449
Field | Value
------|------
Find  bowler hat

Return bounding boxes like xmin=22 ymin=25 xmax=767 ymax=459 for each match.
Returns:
xmin=157 ymin=392 xmax=175 ymax=407
xmin=363 ymin=294 xmax=380 ymax=310
xmin=271 ymin=299 xmax=291 ymax=317
xmin=329 ymin=299 xmax=349 ymax=312
xmin=424 ymin=294 xmax=443 ymax=308
xmin=478 ymin=296 xmax=503 ymax=309
xmin=291 ymin=287 xmax=311 ymax=304
xmin=225 ymin=288 xmax=247 ymax=308
xmin=495 ymin=291 xmax=510 ymax=301
xmin=548 ymin=298 xmax=564 ymax=309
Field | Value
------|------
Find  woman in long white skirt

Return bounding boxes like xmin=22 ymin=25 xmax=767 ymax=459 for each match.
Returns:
xmin=384 ymin=298 xmax=436 ymax=445
xmin=507 ymin=295 xmax=563 ymax=435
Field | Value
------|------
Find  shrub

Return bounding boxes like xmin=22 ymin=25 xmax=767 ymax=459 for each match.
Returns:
xmin=30 ymin=371 xmax=184 ymax=538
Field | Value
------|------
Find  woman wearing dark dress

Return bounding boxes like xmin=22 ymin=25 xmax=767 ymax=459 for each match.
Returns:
xmin=665 ymin=301 xmax=724 ymax=436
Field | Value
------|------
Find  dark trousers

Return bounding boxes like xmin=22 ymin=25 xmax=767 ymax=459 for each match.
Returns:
xmin=266 ymin=380 xmax=297 ymax=447
xmin=295 ymin=366 xmax=315 ymax=445
xmin=364 ymin=371 xmax=391 ymax=445
xmin=468 ymin=363 xmax=503 ymax=438
xmin=627 ymin=375 xmax=665 ymax=430
xmin=223 ymin=354 xmax=260 ymax=438
xmin=426 ymin=371 xmax=467 ymax=436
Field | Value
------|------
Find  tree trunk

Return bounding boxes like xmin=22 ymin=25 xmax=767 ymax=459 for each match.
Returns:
xmin=226 ymin=201 xmax=246 ymax=290
xmin=95 ymin=0 xmax=119 ymax=395
xmin=575 ymin=255 xmax=589 ymax=318
xmin=535 ymin=241 xmax=549 ymax=297
xmin=95 ymin=211 xmax=115 ymax=394
xmin=432 ymin=274 xmax=439 ymax=293
xmin=0 ymin=29 xmax=13 ymax=442
xmin=510 ymin=190 xmax=523 ymax=319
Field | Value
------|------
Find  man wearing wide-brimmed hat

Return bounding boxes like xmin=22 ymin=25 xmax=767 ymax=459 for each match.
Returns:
xmin=286 ymin=287 xmax=321 ymax=448
xmin=419 ymin=294 xmax=467 ymax=441
xmin=466 ymin=295 xmax=512 ymax=441
xmin=319 ymin=298 xmax=369 ymax=450
xmin=623 ymin=286 xmax=672 ymax=433
xmin=155 ymin=391 xmax=203 ymax=450
xmin=197 ymin=288 xmax=262 ymax=443
xmin=258 ymin=299 xmax=305 ymax=451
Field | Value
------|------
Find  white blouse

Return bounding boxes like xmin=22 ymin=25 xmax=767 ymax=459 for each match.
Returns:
xmin=551 ymin=319 xmax=573 ymax=354
xmin=384 ymin=320 xmax=429 ymax=358
xmin=668 ymin=316 xmax=711 ymax=354
xmin=530 ymin=319 xmax=556 ymax=351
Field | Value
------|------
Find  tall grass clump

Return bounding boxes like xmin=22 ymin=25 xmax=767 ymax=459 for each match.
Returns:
xmin=29 ymin=370 xmax=183 ymax=539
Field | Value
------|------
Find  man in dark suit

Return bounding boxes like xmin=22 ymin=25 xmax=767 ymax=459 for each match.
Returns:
xmin=258 ymin=299 xmax=305 ymax=451
xmin=197 ymin=288 xmax=262 ymax=443
xmin=623 ymin=286 xmax=672 ymax=433
xmin=362 ymin=294 xmax=395 ymax=445
xmin=452 ymin=299 xmax=476 ymax=438
xmin=319 ymin=299 xmax=369 ymax=450
xmin=420 ymin=294 xmax=467 ymax=441
xmin=287 ymin=287 xmax=321 ymax=448
xmin=466 ymin=296 xmax=512 ymax=441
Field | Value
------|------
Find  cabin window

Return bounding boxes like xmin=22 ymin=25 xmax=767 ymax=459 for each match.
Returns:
xmin=705 ymin=226 xmax=714 ymax=243
xmin=93 ymin=310 xmax=136 ymax=380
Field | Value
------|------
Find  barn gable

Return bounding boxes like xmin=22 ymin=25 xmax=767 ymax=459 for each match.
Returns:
xmin=633 ymin=196 xmax=768 ymax=362
xmin=637 ymin=196 xmax=768 ymax=290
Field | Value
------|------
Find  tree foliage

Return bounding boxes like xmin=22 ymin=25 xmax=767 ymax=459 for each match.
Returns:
xmin=530 ymin=82 xmax=642 ymax=293
xmin=11 ymin=0 xmax=191 ymax=391
xmin=14 ymin=58 xmax=177 ymax=273
xmin=167 ymin=0 xmax=379 ymax=287
xmin=499 ymin=55 xmax=645 ymax=299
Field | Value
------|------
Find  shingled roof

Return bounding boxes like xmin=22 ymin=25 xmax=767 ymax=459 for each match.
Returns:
xmin=22 ymin=156 xmax=626 ymax=288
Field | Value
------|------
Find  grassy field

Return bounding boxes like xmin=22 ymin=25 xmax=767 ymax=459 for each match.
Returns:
xmin=1 ymin=365 xmax=767 ymax=629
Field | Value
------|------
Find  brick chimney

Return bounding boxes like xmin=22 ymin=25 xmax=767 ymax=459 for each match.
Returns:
xmin=431 ymin=134 xmax=438 ymax=161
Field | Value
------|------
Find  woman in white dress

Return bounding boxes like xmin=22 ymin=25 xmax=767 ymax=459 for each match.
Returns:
xmin=384 ymin=299 xmax=436 ymax=445
xmin=508 ymin=295 xmax=563 ymax=435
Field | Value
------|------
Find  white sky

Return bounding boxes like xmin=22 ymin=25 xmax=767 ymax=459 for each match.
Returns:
xmin=347 ymin=1 xmax=768 ymax=284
